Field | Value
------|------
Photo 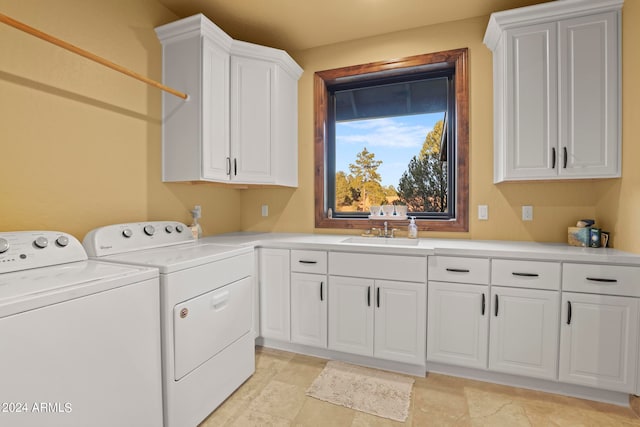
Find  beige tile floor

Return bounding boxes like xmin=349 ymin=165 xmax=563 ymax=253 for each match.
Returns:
xmin=200 ymin=347 xmax=640 ymax=426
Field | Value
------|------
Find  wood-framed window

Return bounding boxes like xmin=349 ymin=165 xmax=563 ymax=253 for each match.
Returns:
xmin=314 ymin=48 xmax=469 ymax=232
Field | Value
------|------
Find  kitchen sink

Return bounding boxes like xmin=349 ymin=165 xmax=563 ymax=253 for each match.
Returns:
xmin=341 ymin=237 xmax=420 ymax=246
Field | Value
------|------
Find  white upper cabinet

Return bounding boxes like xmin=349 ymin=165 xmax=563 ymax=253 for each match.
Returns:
xmin=155 ymin=14 xmax=302 ymax=187
xmin=484 ymin=0 xmax=622 ymax=183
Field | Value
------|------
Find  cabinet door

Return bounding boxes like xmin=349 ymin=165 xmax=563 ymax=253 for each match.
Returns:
xmin=201 ymin=36 xmax=231 ymax=181
xmin=290 ymin=273 xmax=327 ymax=348
xmin=328 ymin=276 xmax=374 ymax=356
xmin=559 ymin=292 xmax=639 ymax=393
xmin=503 ymin=22 xmax=558 ymax=180
xmin=489 ymin=287 xmax=559 ymax=380
xmin=258 ymin=248 xmax=290 ymax=341
xmin=374 ymin=280 xmax=426 ymax=365
xmin=559 ymin=12 xmax=619 ymax=178
xmin=427 ymin=281 xmax=489 ymax=369
xmin=230 ymin=56 xmax=274 ymax=183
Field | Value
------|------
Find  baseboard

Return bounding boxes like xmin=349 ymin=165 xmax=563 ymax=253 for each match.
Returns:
xmin=256 ymin=337 xmax=426 ymax=377
xmin=426 ymin=361 xmax=631 ymax=407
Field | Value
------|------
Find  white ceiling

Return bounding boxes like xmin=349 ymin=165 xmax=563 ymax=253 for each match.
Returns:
xmin=157 ymin=0 xmax=552 ymax=52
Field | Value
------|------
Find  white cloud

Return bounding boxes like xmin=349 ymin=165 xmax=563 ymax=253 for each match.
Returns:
xmin=337 ymin=117 xmax=431 ymax=149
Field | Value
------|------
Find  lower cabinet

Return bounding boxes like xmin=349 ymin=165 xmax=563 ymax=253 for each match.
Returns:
xmin=328 ymin=276 xmax=426 ymax=365
xmin=427 ymin=281 xmax=489 ymax=369
xmin=559 ymin=292 xmax=639 ymax=393
xmin=489 ymin=286 xmax=559 ymax=380
xmin=290 ymin=272 xmax=327 ymax=348
xmin=427 ymin=270 xmax=560 ymax=381
xmin=258 ymin=248 xmax=290 ymax=341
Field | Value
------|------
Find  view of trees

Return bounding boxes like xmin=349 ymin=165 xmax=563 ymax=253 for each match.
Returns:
xmin=335 ymin=119 xmax=447 ymax=213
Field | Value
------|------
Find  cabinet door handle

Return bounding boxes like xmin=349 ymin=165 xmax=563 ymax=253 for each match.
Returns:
xmin=320 ymin=281 xmax=324 ymax=301
xmin=512 ymin=272 xmax=539 ymax=277
xmin=446 ymin=268 xmax=470 ymax=273
xmin=376 ymin=287 xmax=380 ymax=308
xmin=563 ymin=147 xmax=568 ymax=168
xmin=481 ymin=293 xmax=486 ymax=316
xmin=551 ymin=147 xmax=556 ymax=169
xmin=234 ymin=158 xmax=238 ymax=176
xmin=298 ymin=260 xmax=317 ymax=264
xmin=586 ymin=277 xmax=618 ymax=283
xmin=226 ymin=157 xmax=231 ymax=175
xmin=567 ymin=301 xmax=572 ymax=325
xmin=367 ymin=286 xmax=371 ymax=307
xmin=494 ymin=294 xmax=499 ymax=317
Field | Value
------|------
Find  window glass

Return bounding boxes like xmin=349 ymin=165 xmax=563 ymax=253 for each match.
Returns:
xmin=329 ymin=73 xmax=454 ymax=219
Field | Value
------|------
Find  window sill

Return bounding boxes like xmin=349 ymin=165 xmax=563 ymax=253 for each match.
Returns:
xmin=315 ymin=216 xmax=468 ymax=232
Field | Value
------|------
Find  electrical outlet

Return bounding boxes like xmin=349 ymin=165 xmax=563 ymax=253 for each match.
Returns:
xmin=261 ymin=205 xmax=269 ymax=217
xmin=522 ymin=205 xmax=533 ymax=221
xmin=478 ymin=205 xmax=488 ymax=220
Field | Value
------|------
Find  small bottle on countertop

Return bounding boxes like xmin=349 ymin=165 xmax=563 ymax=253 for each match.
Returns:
xmin=407 ymin=217 xmax=418 ymax=239
xmin=190 ymin=205 xmax=203 ymax=239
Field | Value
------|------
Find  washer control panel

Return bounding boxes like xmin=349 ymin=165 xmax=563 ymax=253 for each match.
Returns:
xmin=0 ymin=231 xmax=87 ymax=274
xmin=83 ymin=221 xmax=193 ymax=257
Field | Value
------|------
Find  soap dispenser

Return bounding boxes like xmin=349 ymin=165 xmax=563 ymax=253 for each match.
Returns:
xmin=407 ymin=217 xmax=418 ymax=239
xmin=190 ymin=205 xmax=203 ymax=239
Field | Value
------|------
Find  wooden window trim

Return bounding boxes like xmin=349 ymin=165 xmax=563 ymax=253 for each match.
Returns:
xmin=314 ymin=48 xmax=469 ymax=232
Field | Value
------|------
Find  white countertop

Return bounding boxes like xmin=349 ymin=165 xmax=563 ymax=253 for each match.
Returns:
xmin=200 ymin=232 xmax=640 ymax=265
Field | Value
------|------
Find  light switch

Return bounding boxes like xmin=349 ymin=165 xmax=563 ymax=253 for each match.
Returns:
xmin=478 ymin=205 xmax=488 ymax=220
xmin=261 ymin=205 xmax=269 ymax=217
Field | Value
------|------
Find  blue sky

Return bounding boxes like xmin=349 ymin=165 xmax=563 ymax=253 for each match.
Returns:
xmin=336 ymin=113 xmax=444 ymax=187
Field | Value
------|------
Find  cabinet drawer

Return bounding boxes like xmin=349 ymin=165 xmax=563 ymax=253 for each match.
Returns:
xmin=492 ymin=259 xmax=561 ymax=290
xmin=291 ymin=250 xmax=327 ymax=274
xmin=329 ymin=252 xmax=426 ymax=283
xmin=428 ymin=256 xmax=489 ymax=285
xmin=563 ymin=263 xmax=640 ymax=297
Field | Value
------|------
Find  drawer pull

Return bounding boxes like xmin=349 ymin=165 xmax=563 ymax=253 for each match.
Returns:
xmin=446 ymin=268 xmax=470 ymax=273
xmin=298 ymin=260 xmax=318 ymax=264
xmin=481 ymin=293 xmax=486 ymax=316
xmin=512 ymin=272 xmax=539 ymax=277
xmin=586 ymin=277 xmax=618 ymax=283
xmin=567 ymin=301 xmax=572 ymax=325
xmin=494 ymin=294 xmax=499 ymax=317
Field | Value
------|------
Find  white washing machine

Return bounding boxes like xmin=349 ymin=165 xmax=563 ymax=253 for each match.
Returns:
xmin=83 ymin=221 xmax=255 ymax=427
xmin=0 ymin=230 xmax=163 ymax=427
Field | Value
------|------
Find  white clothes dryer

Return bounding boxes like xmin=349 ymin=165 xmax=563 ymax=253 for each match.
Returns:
xmin=0 ymin=230 xmax=163 ymax=427
xmin=83 ymin=221 xmax=255 ymax=427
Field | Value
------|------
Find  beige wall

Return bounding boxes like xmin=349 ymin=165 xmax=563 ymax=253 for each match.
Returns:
xmin=2 ymin=1 xmax=638 ymax=253
xmin=242 ymin=14 xmax=611 ymax=244
xmin=0 ymin=0 xmax=242 ymax=239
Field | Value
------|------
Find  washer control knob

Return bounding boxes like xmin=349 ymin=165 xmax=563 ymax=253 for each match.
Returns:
xmin=143 ymin=225 xmax=155 ymax=236
xmin=55 ymin=236 xmax=69 ymax=247
xmin=165 ymin=225 xmax=174 ymax=234
xmin=34 ymin=236 xmax=48 ymax=249
xmin=0 ymin=238 xmax=9 ymax=254
xmin=175 ymin=224 xmax=184 ymax=233
xmin=122 ymin=229 xmax=133 ymax=238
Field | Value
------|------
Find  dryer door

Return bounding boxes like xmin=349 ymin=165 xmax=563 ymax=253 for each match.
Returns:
xmin=173 ymin=276 xmax=252 ymax=380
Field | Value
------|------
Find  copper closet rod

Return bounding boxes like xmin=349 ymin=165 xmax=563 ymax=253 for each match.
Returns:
xmin=0 ymin=12 xmax=189 ymax=100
